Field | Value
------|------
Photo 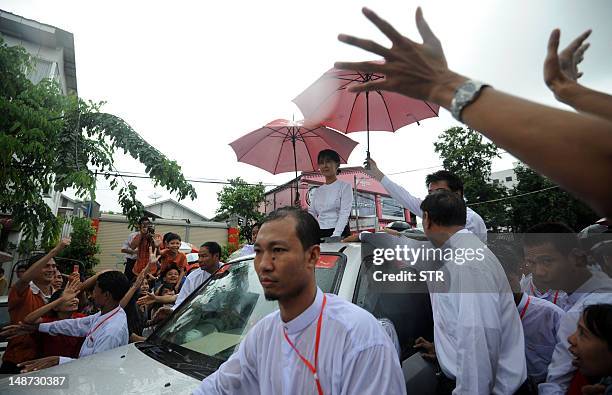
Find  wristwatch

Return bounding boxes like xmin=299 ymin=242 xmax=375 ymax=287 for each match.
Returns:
xmin=449 ymin=80 xmax=490 ymax=122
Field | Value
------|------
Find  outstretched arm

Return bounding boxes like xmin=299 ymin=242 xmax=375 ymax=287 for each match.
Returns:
xmin=544 ymin=29 xmax=612 ymax=123
xmin=24 ymin=278 xmax=81 ymax=324
xmin=15 ymin=238 xmax=70 ymax=294
xmin=336 ymin=7 xmax=612 ymax=217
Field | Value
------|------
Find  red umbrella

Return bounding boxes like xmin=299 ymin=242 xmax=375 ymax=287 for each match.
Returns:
xmin=293 ymin=67 xmax=439 ymax=160
xmin=229 ymin=119 xmax=358 ymax=202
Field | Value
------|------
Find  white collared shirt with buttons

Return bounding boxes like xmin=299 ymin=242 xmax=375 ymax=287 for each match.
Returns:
xmin=38 ymin=306 xmax=128 ymax=364
xmin=539 ymin=271 xmax=612 ymax=395
xmin=381 ymin=176 xmax=488 ymax=243
xmin=193 ymin=287 xmax=406 ymax=395
xmin=428 ymin=229 xmax=526 ymax=394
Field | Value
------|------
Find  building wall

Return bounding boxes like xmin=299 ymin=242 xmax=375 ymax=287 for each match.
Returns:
xmin=0 ymin=35 xmax=68 ymax=94
xmin=491 ymin=168 xmax=518 ymax=189
xmin=95 ymin=214 xmax=227 ymax=273
xmin=145 ymin=201 xmax=207 ymax=222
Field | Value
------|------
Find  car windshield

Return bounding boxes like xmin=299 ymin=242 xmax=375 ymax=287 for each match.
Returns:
xmin=148 ymin=253 xmax=345 ymax=374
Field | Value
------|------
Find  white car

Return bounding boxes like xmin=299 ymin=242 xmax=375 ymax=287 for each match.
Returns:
xmin=0 ymin=241 xmax=435 ymax=394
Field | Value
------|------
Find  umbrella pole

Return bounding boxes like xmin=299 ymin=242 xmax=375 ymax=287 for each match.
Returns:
xmin=365 ymin=91 xmax=371 ymax=169
xmin=292 ymin=132 xmax=300 ymax=207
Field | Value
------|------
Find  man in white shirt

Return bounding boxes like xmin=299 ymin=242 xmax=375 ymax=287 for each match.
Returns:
xmin=16 ymin=271 xmax=131 ymax=372
xmin=193 ymin=207 xmax=405 ymax=395
xmin=491 ymin=244 xmax=565 ymax=386
xmin=173 ymin=241 xmax=222 ymax=310
xmin=364 ymin=157 xmax=488 ymax=243
xmin=521 ymin=223 xmax=612 ymax=395
xmin=419 ymin=190 xmax=526 ymax=394
xmin=121 ymin=229 xmax=139 ymax=282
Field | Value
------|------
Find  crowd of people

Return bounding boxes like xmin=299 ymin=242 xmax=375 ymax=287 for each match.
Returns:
xmin=1 ymin=4 xmax=612 ymax=395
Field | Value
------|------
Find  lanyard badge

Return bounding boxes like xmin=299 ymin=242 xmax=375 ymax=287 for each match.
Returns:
xmin=283 ymin=294 xmax=327 ymax=395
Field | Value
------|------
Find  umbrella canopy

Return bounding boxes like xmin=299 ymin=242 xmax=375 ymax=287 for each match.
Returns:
xmin=293 ymin=67 xmax=440 ymax=157
xmin=230 ymin=119 xmax=359 ymax=204
xmin=230 ymin=119 xmax=358 ymax=175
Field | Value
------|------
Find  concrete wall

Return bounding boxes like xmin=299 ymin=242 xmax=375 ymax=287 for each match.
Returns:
xmin=95 ymin=214 xmax=227 ymax=273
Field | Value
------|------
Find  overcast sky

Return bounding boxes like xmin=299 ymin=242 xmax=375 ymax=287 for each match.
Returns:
xmin=3 ymin=0 xmax=612 ymax=219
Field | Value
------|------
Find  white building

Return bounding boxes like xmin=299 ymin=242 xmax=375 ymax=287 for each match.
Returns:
xmin=144 ymin=199 xmax=209 ymax=222
xmin=0 ymin=10 xmax=78 ymax=277
xmin=491 ymin=167 xmax=518 ymax=190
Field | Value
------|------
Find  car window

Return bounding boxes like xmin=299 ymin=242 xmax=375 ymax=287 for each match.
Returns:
xmin=0 ymin=303 xmax=9 ymax=326
xmin=150 ymin=253 xmax=346 ymax=367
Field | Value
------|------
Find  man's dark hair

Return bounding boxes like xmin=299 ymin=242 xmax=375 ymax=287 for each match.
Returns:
xmin=583 ymin=304 xmax=612 ymax=352
xmin=261 ymin=206 xmax=320 ymax=250
xmin=138 ymin=216 xmax=151 ymax=225
xmin=200 ymin=241 xmax=222 ymax=258
xmin=163 ymin=232 xmax=181 ymax=244
xmin=420 ymin=190 xmax=466 ymax=227
xmin=523 ymin=222 xmax=578 ymax=256
xmin=425 ymin=170 xmax=464 ymax=195
xmin=0 ymin=267 xmax=4 ymax=275
xmin=16 ymin=264 xmax=26 ymax=272
xmin=96 ymin=271 xmax=130 ymax=301
xmin=317 ymin=149 xmax=341 ymax=175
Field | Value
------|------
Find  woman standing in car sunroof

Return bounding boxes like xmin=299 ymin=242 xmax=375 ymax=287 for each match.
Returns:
xmin=308 ymin=149 xmax=353 ymax=241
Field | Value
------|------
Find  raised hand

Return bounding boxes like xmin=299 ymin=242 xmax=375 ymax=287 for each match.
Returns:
xmin=336 ymin=7 xmax=465 ymax=106
xmin=59 ymin=237 xmax=71 ymax=248
xmin=544 ymin=29 xmax=591 ymax=100
xmin=61 ymin=277 xmax=82 ymax=301
xmin=18 ymin=356 xmax=60 ymax=373
xmin=363 ymin=157 xmax=384 ymax=181
xmin=137 ymin=292 xmax=157 ymax=307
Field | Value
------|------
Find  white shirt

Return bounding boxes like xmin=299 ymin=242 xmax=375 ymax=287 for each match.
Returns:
xmin=308 ymin=180 xmax=353 ymax=237
xmin=39 ymin=306 xmax=128 ymax=364
xmin=429 ymin=229 xmax=526 ymax=394
xmin=516 ymin=293 xmax=565 ymax=384
xmin=172 ymin=267 xmax=214 ymax=310
xmin=520 ymin=274 xmax=570 ymax=311
xmin=381 ymin=176 xmax=488 ymax=243
xmin=122 ymin=232 xmax=138 ymax=260
xmin=193 ymin=287 xmax=406 ymax=395
xmin=539 ymin=271 xmax=612 ymax=395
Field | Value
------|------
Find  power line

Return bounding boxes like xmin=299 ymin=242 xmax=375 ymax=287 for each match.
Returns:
xmin=467 ymin=185 xmax=559 ymax=206
xmin=95 ymin=171 xmax=279 ymax=187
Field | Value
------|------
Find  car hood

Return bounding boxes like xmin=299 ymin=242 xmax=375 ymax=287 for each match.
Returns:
xmin=0 ymin=343 xmax=200 ymax=394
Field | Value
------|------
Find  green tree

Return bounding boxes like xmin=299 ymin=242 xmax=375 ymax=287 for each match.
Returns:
xmin=216 ymin=177 xmax=265 ymax=242
xmin=508 ymin=164 xmax=598 ymax=232
xmin=58 ymin=217 xmax=100 ymax=275
xmin=0 ymin=38 xmax=197 ymax=247
xmin=434 ymin=127 xmax=509 ymax=231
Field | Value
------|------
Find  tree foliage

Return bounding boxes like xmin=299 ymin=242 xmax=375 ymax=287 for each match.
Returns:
xmin=216 ymin=177 xmax=265 ymax=242
xmin=58 ymin=217 xmax=100 ymax=275
xmin=508 ymin=165 xmax=598 ymax=232
xmin=0 ymin=38 xmax=197 ymax=247
xmin=434 ymin=127 xmax=508 ymax=230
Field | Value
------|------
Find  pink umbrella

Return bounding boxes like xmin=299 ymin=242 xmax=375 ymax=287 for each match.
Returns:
xmin=229 ymin=119 xmax=358 ymax=202
xmin=293 ymin=67 xmax=439 ymax=160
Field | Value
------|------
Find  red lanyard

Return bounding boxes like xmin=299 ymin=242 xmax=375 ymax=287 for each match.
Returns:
xmin=520 ymin=296 xmax=531 ymax=320
xmin=530 ymin=284 xmax=560 ymax=305
xmin=552 ymin=290 xmax=559 ymax=305
xmin=283 ymin=294 xmax=327 ymax=395
xmin=86 ymin=307 xmax=120 ymax=340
